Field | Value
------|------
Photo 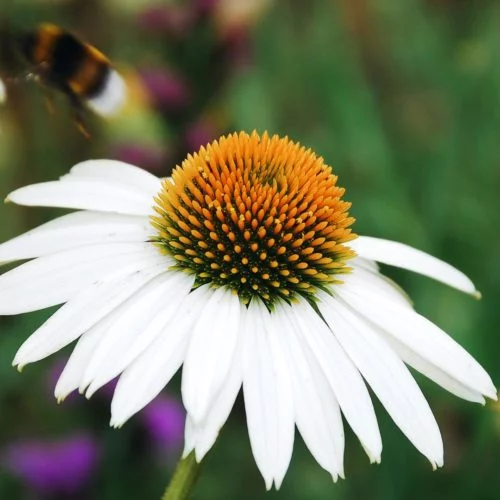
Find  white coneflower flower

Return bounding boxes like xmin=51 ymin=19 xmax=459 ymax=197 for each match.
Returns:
xmin=0 ymin=132 xmax=495 ymax=488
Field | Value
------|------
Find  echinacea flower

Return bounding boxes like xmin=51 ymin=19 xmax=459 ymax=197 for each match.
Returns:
xmin=0 ymin=132 xmax=495 ymax=489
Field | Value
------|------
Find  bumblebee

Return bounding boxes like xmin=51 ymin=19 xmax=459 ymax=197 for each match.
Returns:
xmin=17 ymin=23 xmax=126 ymax=135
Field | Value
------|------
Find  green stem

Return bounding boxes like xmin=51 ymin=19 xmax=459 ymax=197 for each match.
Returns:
xmin=162 ymin=452 xmax=203 ymax=500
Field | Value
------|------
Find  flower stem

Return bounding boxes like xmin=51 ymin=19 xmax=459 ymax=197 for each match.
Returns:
xmin=162 ymin=452 xmax=203 ymax=500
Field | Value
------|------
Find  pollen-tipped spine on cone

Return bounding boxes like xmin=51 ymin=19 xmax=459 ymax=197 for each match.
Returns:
xmin=152 ymin=131 xmax=356 ymax=307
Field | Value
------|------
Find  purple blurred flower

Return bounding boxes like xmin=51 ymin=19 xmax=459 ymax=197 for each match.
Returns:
xmin=185 ymin=119 xmax=218 ymax=152
xmin=138 ymin=5 xmax=196 ymax=36
xmin=221 ymin=26 xmax=253 ymax=68
xmin=140 ymin=68 xmax=191 ymax=111
xmin=3 ymin=434 xmax=100 ymax=495
xmin=141 ymin=395 xmax=185 ymax=451
xmin=194 ymin=0 xmax=220 ymax=16
xmin=97 ymin=377 xmax=118 ymax=400
xmin=112 ymin=143 xmax=168 ymax=174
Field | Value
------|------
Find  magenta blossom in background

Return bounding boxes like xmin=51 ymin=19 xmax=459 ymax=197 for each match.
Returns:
xmin=194 ymin=0 xmax=219 ymax=16
xmin=140 ymin=68 xmax=191 ymax=111
xmin=3 ymin=434 xmax=100 ymax=496
xmin=141 ymin=395 xmax=185 ymax=452
xmin=184 ymin=119 xmax=218 ymax=152
xmin=138 ymin=5 xmax=196 ymax=36
xmin=221 ymin=26 xmax=253 ymax=67
xmin=112 ymin=143 xmax=169 ymax=174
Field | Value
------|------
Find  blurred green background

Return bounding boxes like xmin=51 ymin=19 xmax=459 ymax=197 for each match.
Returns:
xmin=1 ymin=0 xmax=500 ymax=498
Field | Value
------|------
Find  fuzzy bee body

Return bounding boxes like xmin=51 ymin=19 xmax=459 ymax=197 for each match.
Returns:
xmin=18 ymin=23 xmax=125 ymax=127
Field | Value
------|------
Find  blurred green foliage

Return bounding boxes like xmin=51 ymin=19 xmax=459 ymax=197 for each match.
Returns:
xmin=1 ymin=0 xmax=499 ymax=499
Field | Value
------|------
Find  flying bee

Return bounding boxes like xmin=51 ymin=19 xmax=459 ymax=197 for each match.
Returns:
xmin=16 ymin=23 xmax=126 ymax=137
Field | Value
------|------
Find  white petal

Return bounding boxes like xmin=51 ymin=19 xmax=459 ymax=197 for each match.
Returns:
xmin=338 ymin=282 xmax=497 ymax=401
xmin=276 ymin=303 xmax=344 ymax=480
xmin=349 ymin=259 xmax=412 ymax=308
xmin=6 ymin=179 xmax=154 ymax=216
xmin=243 ymin=300 xmax=294 ymax=490
xmin=320 ymin=295 xmax=443 ymax=468
xmin=54 ymin=317 xmax=114 ymax=401
xmin=83 ymin=271 xmax=195 ymax=397
xmin=110 ymin=286 xmax=210 ymax=426
xmin=0 ymin=211 xmax=152 ymax=265
xmin=290 ymin=299 xmax=382 ymax=464
xmin=379 ymin=332 xmax=486 ymax=403
xmin=13 ymin=261 xmax=167 ymax=368
xmin=183 ymin=416 xmax=199 ymax=460
xmin=183 ymin=309 xmax=245 ymax=461
xmin=351 ymin=257 xmax=379 ymax=273
xmin=66 ymin=160 xmax=161 ymax=196
xmin=0 ymin=243 xmax=160 ymax=314
xmin=350 ymin=236 xmax=479 ymax=296
xmin=181 ymin=287 xmax=240 ymax=424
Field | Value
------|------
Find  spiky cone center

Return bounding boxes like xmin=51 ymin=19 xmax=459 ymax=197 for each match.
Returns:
xmin=152 ymin=131 xmax=356 ymax=308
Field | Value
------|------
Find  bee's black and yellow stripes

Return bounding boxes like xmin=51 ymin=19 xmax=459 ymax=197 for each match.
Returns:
xmin=20 ymin=23 xmax=111 ymax=99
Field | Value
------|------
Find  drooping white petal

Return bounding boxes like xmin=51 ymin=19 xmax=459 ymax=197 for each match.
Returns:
xmin=350 ymin=236 xmax=478 ymax=296
xmin=183 ymin=308 xmax=245 ymax=461
xmin=0 ymin=211 xmax=152 ymax=265
xmin=13 ymin=261 xmax=167 ymax=368
xmin=54 ymin=315 xmax=115 ymax=401
xmin=65 ymin=160 xmax=161 ymax=196
xmin=289 ymin=299 xmax=382 ymax=464
xmin=338 ymin=281 xmax=497 ymax=401
xmin=319 ymin=295 xmax=444 ymax=468
xmin=110 ymin=286 xmax=212 ymax=426
xmin=378 ymin=332 xmax=486 ymax=403
xmin=83 ymin=271 xmax=195 ymax=397
xmin=243 ymin=300 xmax=295 ymax=490
xmin=6 ymin=179 xmax=154 ymax=216
xmin=181 ymin=287 xmax=241 ymax=424
xmin=0 ymin=243 xmax=159 ymax=314
xmin=276 ymin=303 xmax=344 ymax=481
